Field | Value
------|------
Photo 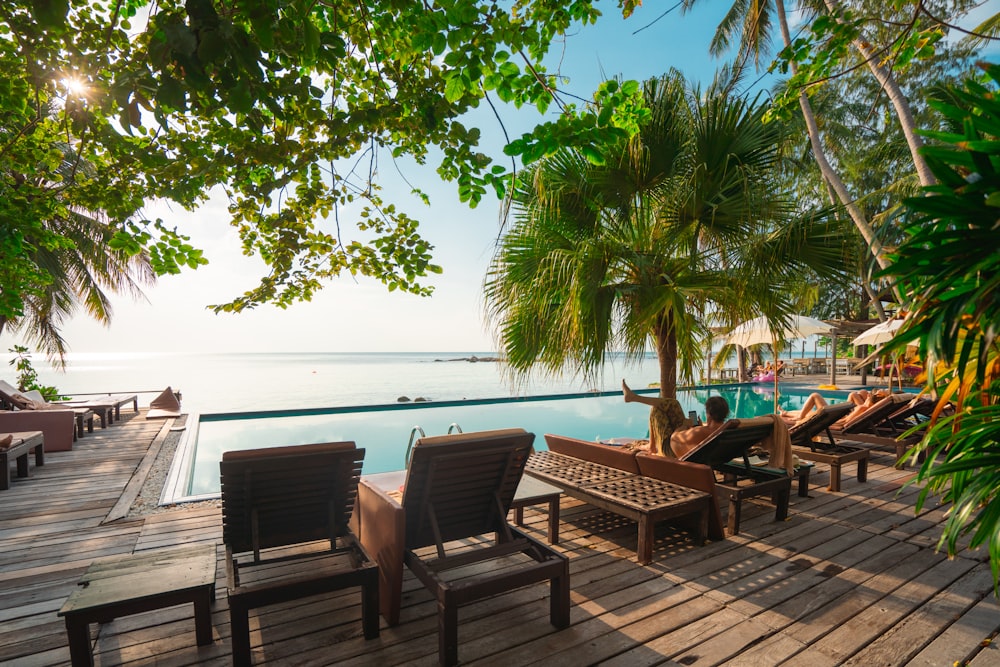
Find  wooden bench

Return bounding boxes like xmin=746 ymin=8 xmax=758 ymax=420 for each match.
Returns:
xmin=526 ymin=450 xmax=711 ymax=564
xmin=0 ymin=430 xmax=44 ymax=490
xmin=58 ymin=544 xmax=216 ymax=667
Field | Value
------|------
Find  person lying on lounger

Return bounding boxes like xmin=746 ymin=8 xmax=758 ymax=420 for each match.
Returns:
xmin=622 ymin=380 xmax=687 ymax=456
xmin=668 ymin=396 xmax=731 ymax=458
xmin=779 ymin=389 xmax=887 ymax=426
xmin=622 ymin=380 xmax=730 ymax=458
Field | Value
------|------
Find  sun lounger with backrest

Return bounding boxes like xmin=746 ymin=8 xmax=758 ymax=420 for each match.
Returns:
xmin=831 ymin=393 xmax=922 ymax=462
xmin=0 ymin=397 xmax=76 ymax=452
xmin=787 ymin=402 xmax=869 ymax=492
xmin=680 ymin=418 xmax=796 ymax=534
xmin=399 ymin=428 xmax=570 ymax=666
xmin=220 ymin=441 xmax=379 ymax=666
xmin=0 ymin=431 xmax=44 ymax=490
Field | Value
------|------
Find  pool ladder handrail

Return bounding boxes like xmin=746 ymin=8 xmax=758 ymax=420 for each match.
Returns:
xmin=404 ymin=423 xmax=463 ymax=466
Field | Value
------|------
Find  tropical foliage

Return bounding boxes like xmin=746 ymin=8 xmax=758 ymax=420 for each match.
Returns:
xmin=0 ymin=132 xmax=158 ymax=362
xmin=485 ymin=71 xmax=848 ymax=397
xmin=772 ymin=35 xmax=977 ymax=323
xmin=8 ymin=345 xmax=61 ymax=400
xmin=693 ymin=0 xmax=992 ymax=284
xmin=886 ymin=62 xmax=1000 ymax=582
xmin=1 ymin=0 xmax=648 ymax=321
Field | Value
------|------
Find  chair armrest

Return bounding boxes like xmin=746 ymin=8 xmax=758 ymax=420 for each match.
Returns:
xmin=351 ymin=479 xmax=405 ymax=626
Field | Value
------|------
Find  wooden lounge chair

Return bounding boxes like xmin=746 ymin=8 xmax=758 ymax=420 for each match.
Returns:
xmin=882 ymin=396 xmax=937 ymax=433
xmin=355 ymin=429 xmax=569 ymax=667
xmin=680 ymin=418 xmax=797 ymax=535
xmin=830 ymin=393 xmax=922 ymax=462
xmin=0 ymin=430 xmax=44 ymax=490
xmin=220 ymin=441 xmax=379 ymax=666
xmin=788 ymin=402 xmax=869 ymax=492
xmin=0 ymin=379 xmax=136 ymax=426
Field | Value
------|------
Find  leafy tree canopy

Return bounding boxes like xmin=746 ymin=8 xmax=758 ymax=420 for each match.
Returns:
xmin=886 ymin=61 xmax=1000 ymax=582
xmin=765 ymin=0 xmax=989 ymax=120
xmin=1 ymin=0 xmax=644 ymax=318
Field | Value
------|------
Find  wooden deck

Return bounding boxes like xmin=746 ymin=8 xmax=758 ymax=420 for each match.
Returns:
xmin=2 ymin=412 xmax=999 ymax=666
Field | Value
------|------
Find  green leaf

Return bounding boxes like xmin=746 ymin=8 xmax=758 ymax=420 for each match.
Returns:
xmin=444 ymin=75 xmax=466 ymax=103
xmin=30 ymin=0 xmax=69 ymax=30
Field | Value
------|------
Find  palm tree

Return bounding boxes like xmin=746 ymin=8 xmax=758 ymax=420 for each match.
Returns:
xmin=693 ymin=0 xmax=963 ymax=272
xmin=485 ymin=70 xmax=847 ymax=398
xmin=0 ymin=142 xmax=156 ymax=365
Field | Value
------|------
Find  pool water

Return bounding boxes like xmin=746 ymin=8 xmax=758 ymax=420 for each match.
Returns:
xmin=179 ymin=385 xmax=843 ymax=498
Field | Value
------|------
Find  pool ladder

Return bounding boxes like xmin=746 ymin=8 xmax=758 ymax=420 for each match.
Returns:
xmin=404 ymin=422 xmax=463 ymax=466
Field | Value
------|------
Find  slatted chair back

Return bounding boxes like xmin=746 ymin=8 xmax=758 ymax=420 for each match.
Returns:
xmin=680 ymin=418 xmax=774 ymax=469
xmin=882 ymin=396 xmax=936 ymax=434
xmin=788 ymin=402 xmax=856 ymax=448
xmin=837 ymin=393 xmax=912 ymax=435
xmin=401 ymin=428 xmax=534 ymax=552
xmin=220 ymin=441 xmax=364 ymax=560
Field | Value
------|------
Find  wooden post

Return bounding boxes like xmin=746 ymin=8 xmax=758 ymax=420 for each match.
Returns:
xmin=829 ymin=332 xmax=838 ymax=388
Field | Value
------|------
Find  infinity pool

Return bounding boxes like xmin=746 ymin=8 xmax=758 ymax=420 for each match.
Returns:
xmin=165 ymin=385 xmax=845 ymax=501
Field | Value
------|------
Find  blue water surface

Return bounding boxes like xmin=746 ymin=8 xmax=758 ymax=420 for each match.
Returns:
xmin=186 ymin=385 xmax=840 ymax=496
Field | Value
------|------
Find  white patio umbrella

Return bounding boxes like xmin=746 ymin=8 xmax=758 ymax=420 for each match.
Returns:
xmin=727 ymin=315 xmax=833 ymax=412
xmin=852 ymin=319 xmax=913 ymax=390
xmin=851 ymin=319 xmax=904 ymax=347
xmin=728 ymin=315 xmax=834 ymax=348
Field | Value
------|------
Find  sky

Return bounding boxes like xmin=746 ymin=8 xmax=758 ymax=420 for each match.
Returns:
xmin=3 ymin=3 xmax=996 ymax=356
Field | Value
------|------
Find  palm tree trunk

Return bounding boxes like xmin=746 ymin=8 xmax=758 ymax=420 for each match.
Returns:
xmin=822 ymin=0 xmax=936 ymax=187
xmin=774 ymin=0 xmax=891 ymax=272
xmin=654 ymin=315 xmax=677 ymax=399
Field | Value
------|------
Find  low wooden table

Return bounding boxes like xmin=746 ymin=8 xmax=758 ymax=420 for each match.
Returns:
xmin=58 ymin=544 xmax=217 ymax=667
xmin=791 ymin=443 xmax=869 ymax=492
xmin=0 ymin=430 xmax=44 ymax=490
xmin=713 ymin=460 xmax=812 ymax=535
xmin=526 ymin=451 xmax=711 ymax=565
xmin=510 ymin=475 xmax=563 ymax=544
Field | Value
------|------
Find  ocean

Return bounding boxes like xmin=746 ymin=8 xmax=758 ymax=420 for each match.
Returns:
xmin=18 ymin=351 xmax=669 ymax=414
xmin=14 ymin=347 xmax=834 ymax=415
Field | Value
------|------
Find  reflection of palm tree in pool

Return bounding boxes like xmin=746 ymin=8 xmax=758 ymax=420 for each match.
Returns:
xmin=738 ymin=388 xmax=776 ymax=417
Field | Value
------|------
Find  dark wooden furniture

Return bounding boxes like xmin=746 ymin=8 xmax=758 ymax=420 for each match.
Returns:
xmin=711 ymin=473 xmax=791 ymax=535
xmin=59 ymin=394 xmax=138 ymax=423
xmin=400 ymin=429 xmax=570 ymax=667
xmin=681 ymin=418 xmax=796 ymax=535
xmin=831 ymin=393 xmax=923 ymax=462
xmin=72 ymin=408 xmax=95 ymax=438
xmin=58 ymin=544 xmax=217 ymax=667
xmin=509 ymin=474 xmax=563 ymax=544
xmin=526 ymin=449 xmax=712 ymax=564
xmin=0 ymin=430 xmax=44 ymax=490
xmin=220 ymin=441 xmax=379 ymax=667
xmin=789 ymin=402 xmax=870 ymax=492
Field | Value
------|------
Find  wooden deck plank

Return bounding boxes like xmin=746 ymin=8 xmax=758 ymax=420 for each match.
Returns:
xmin=1 ymin=410 xmax=998 ymax=666
xmin=780 ymin=552 xmax=979 ymax=665
xmin=842 ymin=562 xmax=998 ymax=666
xmin=901 ymin=583 xmax=1000 ymax=667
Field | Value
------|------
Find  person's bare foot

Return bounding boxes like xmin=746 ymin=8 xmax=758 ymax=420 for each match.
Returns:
xmin=622 ymin=379 xmax=637 ymax=403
